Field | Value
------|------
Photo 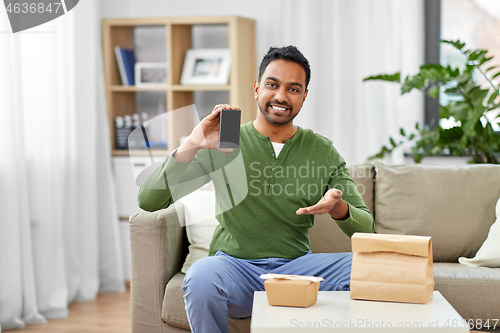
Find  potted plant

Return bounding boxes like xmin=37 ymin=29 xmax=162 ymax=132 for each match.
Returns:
xmin=365 ymin=40 xmax=500 ymax=164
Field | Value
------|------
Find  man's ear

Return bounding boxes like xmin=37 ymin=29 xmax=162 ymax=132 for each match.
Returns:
xmin=253 ymin=80 xmax=259 ymax=100
xmin=303 ymin=89 xmax=308 ymax=102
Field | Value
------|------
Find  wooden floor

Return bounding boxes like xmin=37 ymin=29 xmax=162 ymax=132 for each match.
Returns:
xmin=15 ymin=287 xmax=131 ymax=333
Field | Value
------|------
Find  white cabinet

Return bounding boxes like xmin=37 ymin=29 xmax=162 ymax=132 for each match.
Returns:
xmin=112 ymin=156 xmax=165 ymax=218
xmin=113 ymin=155 xmax=166 ymax=281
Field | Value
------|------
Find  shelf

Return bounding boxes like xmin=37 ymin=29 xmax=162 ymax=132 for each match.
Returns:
xmin=102 ymin=16 xmax=256 ymax=154
xmin=102 ymin=16 xmax=241 ymax=27
xmin=110 ymin=85 xmax=169 ymax=92
xmin=113 ymin=149 xmax=172 ymax=156
xmin=171 ymin=84 xmax=231 ymax=91
xmin=109 ymin=85 xmax=231 ymax=92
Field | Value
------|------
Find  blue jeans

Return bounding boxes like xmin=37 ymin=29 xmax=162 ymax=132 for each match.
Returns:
xmin=183 ymin=251 xmax=352 ymax=333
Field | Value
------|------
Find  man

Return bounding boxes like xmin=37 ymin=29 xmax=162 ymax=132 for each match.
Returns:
xmin=138 ymin=45 xmax=373 ymax=333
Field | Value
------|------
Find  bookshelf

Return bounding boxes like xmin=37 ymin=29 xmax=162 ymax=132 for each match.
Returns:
xmin=101 ymin=16 xmax=257 ymax=156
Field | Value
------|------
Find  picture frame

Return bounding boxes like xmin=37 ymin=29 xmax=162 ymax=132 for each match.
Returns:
xmin=135 ymin=62 xmax=167 ymax=86
xmin=180 ymin=49 xmax=231 ymax=85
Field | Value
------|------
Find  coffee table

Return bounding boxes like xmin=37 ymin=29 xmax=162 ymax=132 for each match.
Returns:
xmin=251 ymin=291 xmax=469 ymax=332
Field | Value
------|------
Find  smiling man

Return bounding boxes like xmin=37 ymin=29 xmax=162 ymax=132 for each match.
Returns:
xmin=255 ymin=58 xmax=305 ymax=126
xmin=138 ymin=45 xmax=374 ymax=333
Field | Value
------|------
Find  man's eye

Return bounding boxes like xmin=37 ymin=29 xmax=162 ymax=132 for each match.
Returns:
xmin=290 ymin=88 xmax=299 ymax=93
xmin=267 ymin=82 xmax=277 ymax=88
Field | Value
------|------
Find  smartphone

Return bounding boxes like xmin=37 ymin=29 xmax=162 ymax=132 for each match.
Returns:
xmin=219 ymin=109 xmax=241 ymax=149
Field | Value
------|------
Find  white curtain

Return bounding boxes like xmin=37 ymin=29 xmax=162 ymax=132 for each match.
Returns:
xmin=0 ymin=0 xmax=124 ymax=331
xmin=281 ymin=0 xmax=425 ymax=165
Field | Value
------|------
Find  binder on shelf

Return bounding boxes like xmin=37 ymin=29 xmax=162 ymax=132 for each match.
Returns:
xmin=114 ymin=46 xmax=136 ymax=86
xmin=115 ymin=115 xmax=133 ymax=150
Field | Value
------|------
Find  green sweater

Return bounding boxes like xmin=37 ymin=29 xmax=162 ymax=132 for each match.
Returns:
xmin=138 ymin=122 xmax=374 ymax=259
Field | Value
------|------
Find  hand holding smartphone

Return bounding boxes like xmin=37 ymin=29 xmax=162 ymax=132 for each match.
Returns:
xmin=219 ymin=109 xmax=241 ymax=149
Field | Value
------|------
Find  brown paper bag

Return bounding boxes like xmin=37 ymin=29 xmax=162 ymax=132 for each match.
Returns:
xmin=350 ymin=233 xmax=434 ymax=304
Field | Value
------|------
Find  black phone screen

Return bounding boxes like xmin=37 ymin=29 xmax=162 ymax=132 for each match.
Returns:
xmin=219 ymin=109 xmax=241 ymax=149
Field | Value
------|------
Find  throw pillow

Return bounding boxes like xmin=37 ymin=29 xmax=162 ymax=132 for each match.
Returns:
xmin=458 ymin=196 xmax=500 ymax=267
xmin=178 ymin=182 xmax=218 ymax=273
xmin=374 ymin=162 xmax=500 ymax=262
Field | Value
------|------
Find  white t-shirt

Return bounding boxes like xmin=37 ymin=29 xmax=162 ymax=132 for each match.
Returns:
xmin=271 ymin=142 xmax=285 ymax=158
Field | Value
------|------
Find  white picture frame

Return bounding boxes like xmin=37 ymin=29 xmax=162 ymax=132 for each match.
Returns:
xmin=180 ymin=49 xmax=231 ymax=85
xmin=135 ymin=62 xmax=167 ymax=86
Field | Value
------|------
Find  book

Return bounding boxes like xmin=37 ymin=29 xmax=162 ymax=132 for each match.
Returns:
xmin=114 ymin=46 xmax=127 ymax=85
xmin=122 ymin=48 xmax=136 ymax=85
xmin=114 ymin=46 xmax=136 ymax=85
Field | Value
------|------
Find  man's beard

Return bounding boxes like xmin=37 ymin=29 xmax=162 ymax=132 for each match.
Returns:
xmin=259 ymin=101 xmax=297 ymax=125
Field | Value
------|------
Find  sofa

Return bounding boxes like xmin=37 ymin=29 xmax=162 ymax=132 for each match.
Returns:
xmin=129 ymin=163 xmax=500 ymax=333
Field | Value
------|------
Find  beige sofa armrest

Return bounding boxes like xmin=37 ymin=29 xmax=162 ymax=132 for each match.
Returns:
xmin=129 ymin=204 xmax=185 ymax=333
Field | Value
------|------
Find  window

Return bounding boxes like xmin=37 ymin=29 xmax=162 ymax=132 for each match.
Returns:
xmin=425 ymin=0 xmax=500 ymax=128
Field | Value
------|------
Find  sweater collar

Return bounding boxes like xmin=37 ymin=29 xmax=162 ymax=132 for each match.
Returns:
xmin=247 ymin=121 xmax=302 ymax=144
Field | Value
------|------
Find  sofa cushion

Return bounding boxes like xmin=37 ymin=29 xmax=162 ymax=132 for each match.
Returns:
xmin=178 ymin=182 xmax=218 ymax=273
xmin=434 ymin=263 xmax=500 ymax=320
xmin=310 ymin=213 xmax=352 ymax=253
xmin=162 ymin=272 xmax=252 ymax=332
xmin=374 ymin=163 xmax=500 ymax=262
xmin=310 ymin=164 xmax=374 ymax=254
xmin=459 ymin=195 xmax=500 ymax=268
xmin=162 ymin=272 xmax=190 ymax=330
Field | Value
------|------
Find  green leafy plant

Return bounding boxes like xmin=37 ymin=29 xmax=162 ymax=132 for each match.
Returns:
xmin=365 ymin=40 xmax=500 ymax=163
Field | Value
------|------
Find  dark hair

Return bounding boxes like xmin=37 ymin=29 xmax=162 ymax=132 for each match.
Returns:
xmin=258 ymin=45 xmax=311 ymax=89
